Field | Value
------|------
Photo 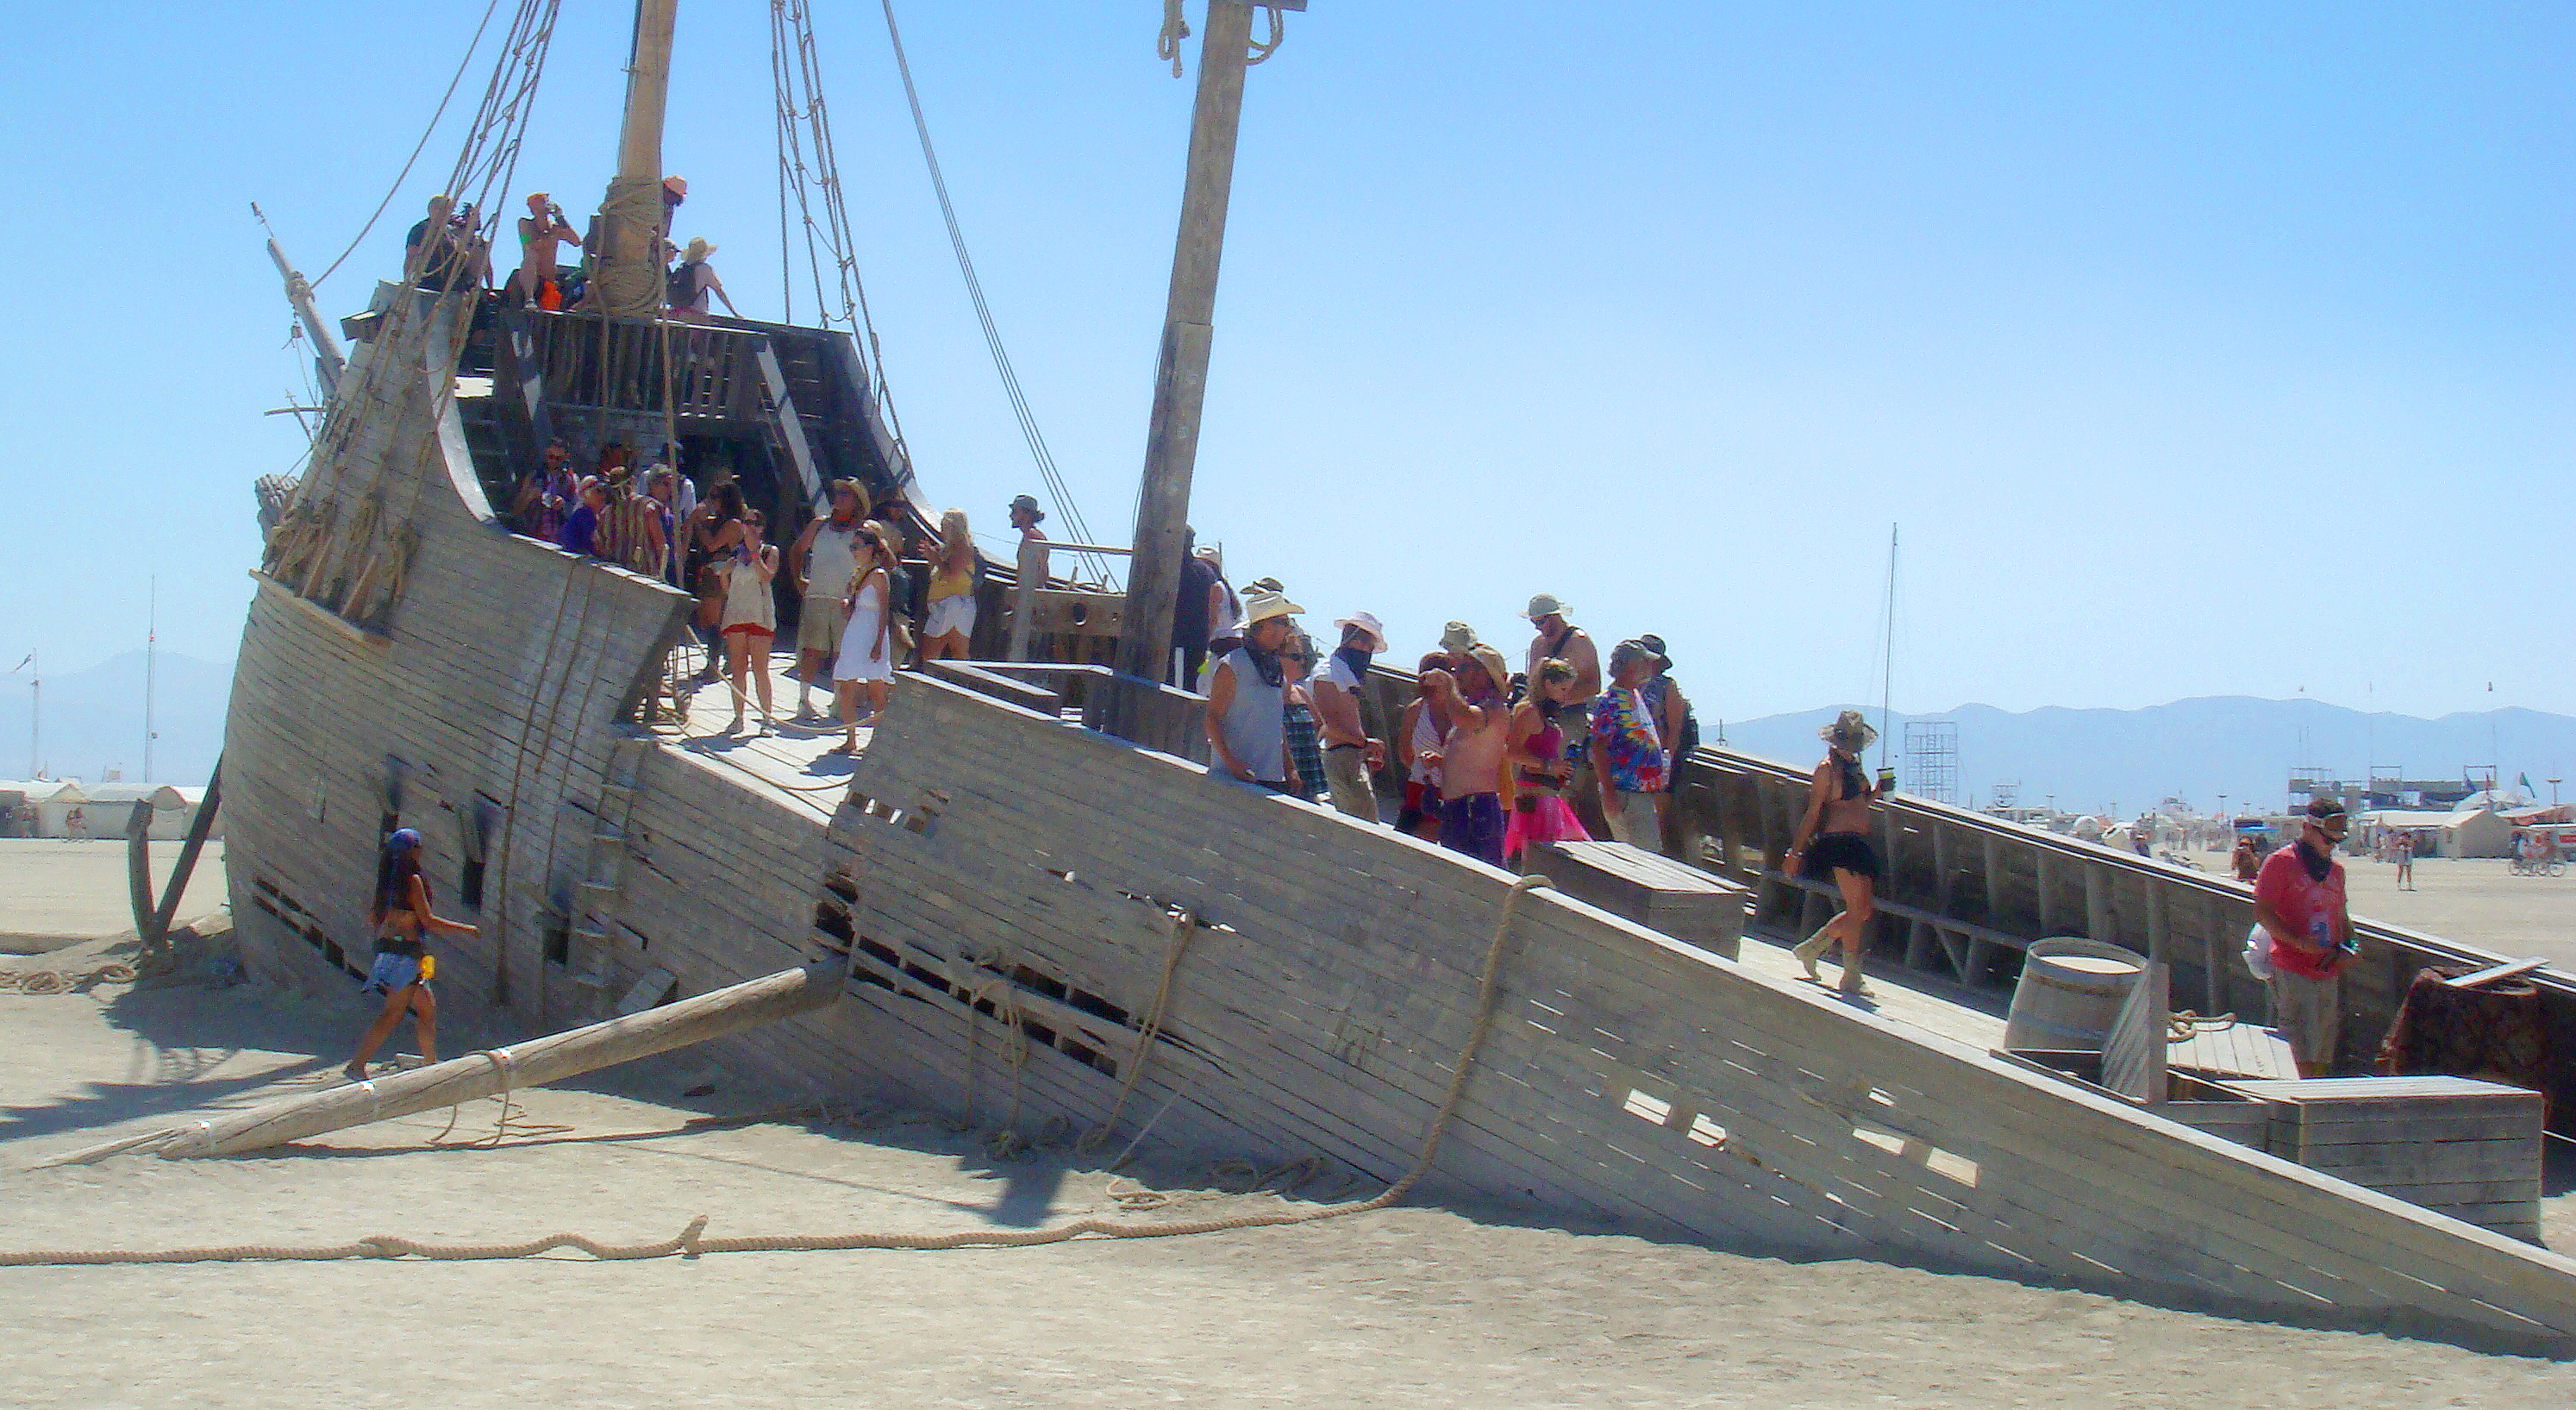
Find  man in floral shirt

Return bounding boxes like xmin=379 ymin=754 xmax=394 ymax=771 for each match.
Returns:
xmin=1587 ymin=639 xmax=1669 ymax=851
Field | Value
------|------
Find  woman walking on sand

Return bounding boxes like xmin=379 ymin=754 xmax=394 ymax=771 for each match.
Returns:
xmin=346 ymin=829 xmax=478 ymax=1082
xmin=1787 ymin=710 xmax=1891 ymax=999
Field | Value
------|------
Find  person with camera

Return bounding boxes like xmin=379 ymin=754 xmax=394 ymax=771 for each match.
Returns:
xmin=509 ymin=192 xmax=583 ymax=309
xmin=404 ymin=195 xmax=483 ymax=292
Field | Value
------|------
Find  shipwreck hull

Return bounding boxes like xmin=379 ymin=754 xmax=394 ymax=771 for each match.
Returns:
xmin=770 ymin=671 xmax=2576 ymax=1351
xmin=222 ymin=293 xmax=2576 ymax=1356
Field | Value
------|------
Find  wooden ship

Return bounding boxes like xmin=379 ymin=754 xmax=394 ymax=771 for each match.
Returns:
xmin=218 ymin=0 xmax=2576 ymax=1352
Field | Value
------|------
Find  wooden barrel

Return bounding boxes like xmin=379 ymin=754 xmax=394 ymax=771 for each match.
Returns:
xmin=2004 ymin=938 xmax=2150 ymax=1052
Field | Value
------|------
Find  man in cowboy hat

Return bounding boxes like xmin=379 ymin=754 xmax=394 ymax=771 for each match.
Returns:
xmin=667 ymin=235 xmax=740 ymax=320
xmin=1310 ymin=611 xmax=1389 ymax=822
xmin=1525 ymin=593 xmax=1605 ymax=834
xmin=1206 ymin=588 xmax=1304 ymax=793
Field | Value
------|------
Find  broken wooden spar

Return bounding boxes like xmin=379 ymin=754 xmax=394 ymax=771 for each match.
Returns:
xmin=60 ymin=962 xmax=839 ymax=1165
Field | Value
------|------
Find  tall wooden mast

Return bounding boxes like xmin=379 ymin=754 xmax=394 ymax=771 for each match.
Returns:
xmin=594 ymin=0 xmax=680 ymax=319
xmin=1113 ymin=1 xmax=1290 ymax=688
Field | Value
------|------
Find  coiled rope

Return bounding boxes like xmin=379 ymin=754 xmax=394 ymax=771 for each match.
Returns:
xmin=0 ymin=964 xmax=138 ymax=996
xmin=1 ymin=877 xmax=1547 ymax=1269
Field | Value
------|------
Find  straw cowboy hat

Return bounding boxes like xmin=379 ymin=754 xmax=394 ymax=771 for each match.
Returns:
xmin=680 ymin=237 xmax=716 ymax=265
xmin=1334 ymin=611 xmax=1388 ymax=653
xmin=1241 ymin=589 xmax=1305 ymax=626
xmin=1464 ymin=644 xmax=1512 ymax=695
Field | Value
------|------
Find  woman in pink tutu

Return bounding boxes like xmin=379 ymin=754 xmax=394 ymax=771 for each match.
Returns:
xmin=1505 ymin=656 xmax=1591 ymax=865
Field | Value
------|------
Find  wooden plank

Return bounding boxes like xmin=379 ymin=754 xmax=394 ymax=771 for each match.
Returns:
xmin=2446 ymin=956 xmax=2550 ymax=989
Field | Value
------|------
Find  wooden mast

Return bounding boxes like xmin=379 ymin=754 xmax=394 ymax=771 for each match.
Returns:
xmin=1111 ymin=1 xmax=1267 ymax=691
xmin=594 ymin=0 xmax=680 ymax=319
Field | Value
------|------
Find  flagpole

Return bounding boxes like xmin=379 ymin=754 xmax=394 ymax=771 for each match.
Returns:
xmin=145 ymin=580 xmax=158 ymax=785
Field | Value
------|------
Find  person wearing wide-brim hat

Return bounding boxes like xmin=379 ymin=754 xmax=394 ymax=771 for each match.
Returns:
xmin=1787 ymin=709 xmax=1891 ymax=1000
xmin=1206 ymin=588 xmax=1305 ymax=793
xmin=667 ymin=235 xmax=740 ymax=320
xmin=1310 ymin=610 xmax=1390 ymax=822
xmin=1523 ymin=592 xmax=1605 ymax=836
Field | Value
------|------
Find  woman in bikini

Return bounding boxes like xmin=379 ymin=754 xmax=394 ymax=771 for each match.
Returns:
xmin=346 ymin=828 xmax=479 ymax=1081
xmin=1787 ymin=710 xmax=1890 ymax=998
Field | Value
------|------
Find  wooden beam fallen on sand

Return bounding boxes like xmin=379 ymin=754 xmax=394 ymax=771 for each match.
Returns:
xmin=41 ymin=962 xmax=841 ymax=1166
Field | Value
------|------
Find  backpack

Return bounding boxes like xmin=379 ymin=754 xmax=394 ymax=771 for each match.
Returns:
xmin=666 ymin=260 xmax=702 ymax=309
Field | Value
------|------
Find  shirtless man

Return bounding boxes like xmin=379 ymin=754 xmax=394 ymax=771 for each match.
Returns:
xmin=509 ymin=192 xmax=582 ymax=308
xmin=1422 ymin=644 xmax=1515 ymax=867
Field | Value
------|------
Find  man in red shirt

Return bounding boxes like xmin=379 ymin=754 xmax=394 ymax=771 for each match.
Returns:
xmin=2254 ymin=797 xmax=2355 ymax=1077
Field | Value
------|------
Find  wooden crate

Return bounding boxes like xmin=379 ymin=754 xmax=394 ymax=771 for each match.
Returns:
xmin=2227 ymin=1076 xmax=2545 ymax=1243
xmin=1524 ymin=841 xmax=1746 ymax=960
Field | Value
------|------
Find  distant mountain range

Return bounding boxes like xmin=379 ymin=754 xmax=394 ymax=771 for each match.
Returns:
xmin=0 ymin=649 xmax=228 ymax=786
xmin=1719 ymin=698 xmax=2576 ymax=818
xmin=7 ymin=650 xmax=2567 ymax=819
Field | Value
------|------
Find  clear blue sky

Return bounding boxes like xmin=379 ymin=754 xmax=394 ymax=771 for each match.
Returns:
xmin=4 ymin=2 xmax=2567 ymax=724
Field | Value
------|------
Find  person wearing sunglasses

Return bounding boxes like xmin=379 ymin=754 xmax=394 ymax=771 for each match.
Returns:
xmin=2251 ymin=796 xmax=2357 ymax=1077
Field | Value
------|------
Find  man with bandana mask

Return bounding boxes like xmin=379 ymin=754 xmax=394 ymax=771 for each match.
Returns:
xmin=2253 ymin=796 xmax=2357 ymax=1077
xmin=1311 ymin=611 xmax=1389 ymax=822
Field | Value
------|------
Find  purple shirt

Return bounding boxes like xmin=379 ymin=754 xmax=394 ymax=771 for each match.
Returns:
xmin=559 ymin=504 xmax=600 ymax=556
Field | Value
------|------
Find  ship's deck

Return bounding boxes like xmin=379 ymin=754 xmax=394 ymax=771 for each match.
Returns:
xmin=641 ymin=636 xmax=2303 ymax=1080
xmin=646 ymin=641 xmax=875 ymax=817
xmin=1732 ymin=924 xmax=2299 ymax=1080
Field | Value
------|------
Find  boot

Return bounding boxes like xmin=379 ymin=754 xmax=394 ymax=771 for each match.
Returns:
xmin=1793 ymin=926 xmax=1833 ymax=981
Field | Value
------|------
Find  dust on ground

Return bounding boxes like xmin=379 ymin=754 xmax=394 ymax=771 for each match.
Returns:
xmin=2 ymin=924 xmax=2569 ymax=1410
xmin=0 ymin=838 xmax=228 ymax=953
xmin=2188 ymin=848 xmax=2576 ymax=967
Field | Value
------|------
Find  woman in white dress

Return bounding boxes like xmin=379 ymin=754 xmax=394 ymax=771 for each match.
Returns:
xmin=831 ymin=524 xmax=895 ymax=753
xmin=716 ymin=509 xmax=779 ymax=734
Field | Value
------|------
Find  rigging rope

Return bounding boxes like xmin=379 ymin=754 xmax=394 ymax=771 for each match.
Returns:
xmin=308 ymin=0 xmax=509 ymax=290
xmin=770 ymin=0 xmax=910 ymax=504
xmin=878 ymin=0 xmax=1113 ymax=585
xmin=1159 ymin=0 xmax=1191 ymax=76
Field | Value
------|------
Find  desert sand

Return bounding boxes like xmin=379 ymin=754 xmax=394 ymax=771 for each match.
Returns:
xmin=1 ymin=921 xmax=2569 ymax=1410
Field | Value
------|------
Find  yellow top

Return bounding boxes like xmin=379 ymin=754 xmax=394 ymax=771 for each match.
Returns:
xmin=928 ymin=564 xmax=974 ymax=603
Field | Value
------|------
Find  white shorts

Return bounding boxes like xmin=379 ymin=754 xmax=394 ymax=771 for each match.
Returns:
xmin=924 ymin=594 xmax=976 ymax=641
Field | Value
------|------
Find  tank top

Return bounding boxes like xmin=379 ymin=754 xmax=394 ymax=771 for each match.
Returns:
xmin=928 ymin=561 xmax=974 ymax=603
xmin=1409 ymin=705 xmax=1445 ymax=789
xmin=805 ymin=521 xmax=861 ymax=599
xmin=1516 ymin=719 xmax=1566 ymax=793
xmin=1217 ymin=647 xmax=1289 ymax=784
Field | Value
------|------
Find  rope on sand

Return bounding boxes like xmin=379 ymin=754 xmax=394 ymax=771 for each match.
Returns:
xmin=0 ymin=877 xmax=1548 ymax=1270
xmin=0 ymin=964 xmax=138 ymax=996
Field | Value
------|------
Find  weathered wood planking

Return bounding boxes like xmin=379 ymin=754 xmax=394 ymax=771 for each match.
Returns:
xmin=787 ymin=675 xmax=2576 ymax=1349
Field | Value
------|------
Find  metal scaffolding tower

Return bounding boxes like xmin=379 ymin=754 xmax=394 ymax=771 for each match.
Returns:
xmin=1904 ymin=720 xmax=1960 ymax=805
